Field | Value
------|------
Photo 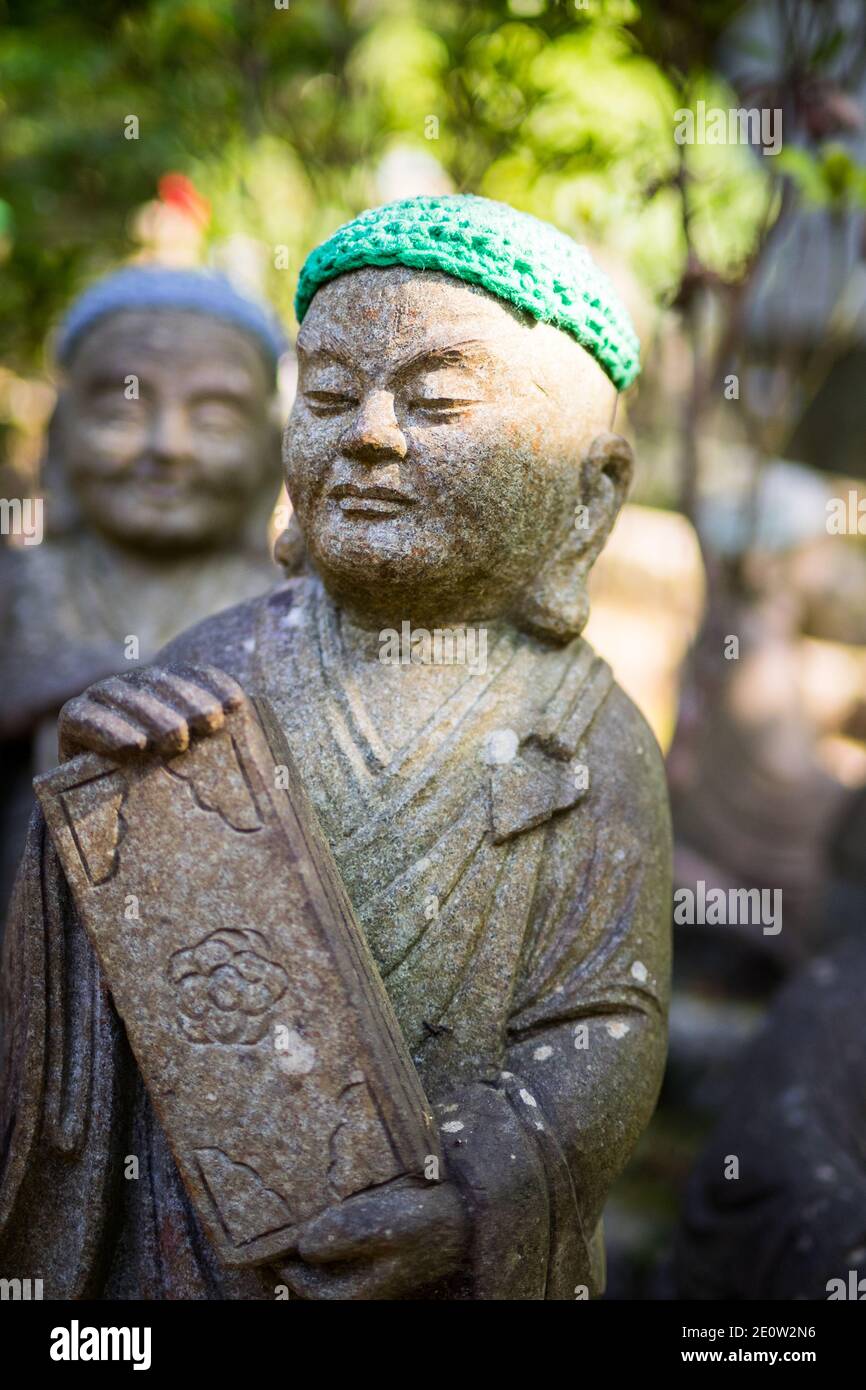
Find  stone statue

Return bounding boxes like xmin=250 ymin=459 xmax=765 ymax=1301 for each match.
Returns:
xmin=0 ymin=268 xmax=286 ymax=919
xmin=0 ymin=196 xmax=671 ymax=1300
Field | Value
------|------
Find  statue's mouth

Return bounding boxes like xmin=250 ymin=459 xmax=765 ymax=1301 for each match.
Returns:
xmin=126 ymin=478 xmax=193 ymax=504
xmin=328 ymin=482 xmax=417 ymax=517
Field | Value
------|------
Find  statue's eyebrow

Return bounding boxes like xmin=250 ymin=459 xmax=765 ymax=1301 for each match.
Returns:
xmin=295 ymin=326 xmax=354 ymax=366
xmin=79 ymin=369 xmax=140 ymax=394
xmin=392 ymin=339 xmax=495 ymax=378
xmin=295 ymin=332 xmax=498 ymax=376
xmin=77 ymin=369 xmax=260 ymax=402
xmin=185 ymin=370 xmax=261 ymax=400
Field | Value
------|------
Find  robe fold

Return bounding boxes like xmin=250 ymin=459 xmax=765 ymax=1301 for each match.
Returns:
xmin=0 ymin=576 xmax=671 ymax=1299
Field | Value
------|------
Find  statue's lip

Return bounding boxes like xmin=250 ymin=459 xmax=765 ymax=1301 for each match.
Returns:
xmin=128 ymin=478 xmax=191 ymax=500
xmin=328 ymin=483 xmax=416 ymax=505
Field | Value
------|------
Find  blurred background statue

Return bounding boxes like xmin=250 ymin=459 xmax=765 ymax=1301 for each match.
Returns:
xmin=0 ymin=267 xmax=286 ymax=922
xmin=674 ymin=929 xmax=866 ymax=1300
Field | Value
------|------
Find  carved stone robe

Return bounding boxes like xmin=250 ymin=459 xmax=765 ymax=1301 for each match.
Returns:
xmin=0 ymin=576 xmax=671 ymax=1299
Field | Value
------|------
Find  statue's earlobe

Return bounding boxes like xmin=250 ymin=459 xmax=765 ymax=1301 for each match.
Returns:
xmin=274 ymin=510 xmax=307 ymax=576
xmin=513 ymin=432 xmax=634 ymax=645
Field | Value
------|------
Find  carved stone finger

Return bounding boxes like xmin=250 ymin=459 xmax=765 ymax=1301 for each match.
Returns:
xmin=277 ymin=1256 xmax=403 ymax=1301
xmin=144 ymin=668 xmax=226 ymax=736
xmin=88 ymin=677 xmax=190 ymax=756
xmin=180 ymin=664 xmax=248 ymax=714
xmin=295 ymin=1186 xmax=421 ymax=1264
xmin=58 ymin=697 xmax=149 ymax=760
xmin=295 ymin=1216 xmax=379 ymax=1265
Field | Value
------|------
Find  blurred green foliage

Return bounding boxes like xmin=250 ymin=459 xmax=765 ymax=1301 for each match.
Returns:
xmin=0 ymin=0 xmax=789 ymax=370
xmin=778 ymin=142 xmax=866 ymax=209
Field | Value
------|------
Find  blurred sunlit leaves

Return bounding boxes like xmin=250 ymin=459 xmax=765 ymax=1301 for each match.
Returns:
xmin=0 ymin=0 xmax=821 ymax=367
xmin=777 ymin=142 xmax=866 ymax=210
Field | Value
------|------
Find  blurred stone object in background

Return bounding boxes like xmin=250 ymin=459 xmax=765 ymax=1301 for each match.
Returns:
xmin=0 ymin=267 xmax=286 ymax=925
xmin=585 ymin=503 xmax=705 ymax=751
xmin=669 ymin=464 xmax=865 ymax=1075
xmin=675 ymin=929 xmax=866 ymax=1300
xmin=604 ymin=459 xmax=866 ymax=1299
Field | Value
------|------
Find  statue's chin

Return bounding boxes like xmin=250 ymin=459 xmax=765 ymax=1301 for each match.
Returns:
xmin=74 ymin=486 xmax=238 ymax=555
xmin=85 ymin=513 xmax=232 ymax=556
xmin=307 ymin=522 xmax=452 ymax=588
xmin=301 ymin=511 xmax=536 ymax=626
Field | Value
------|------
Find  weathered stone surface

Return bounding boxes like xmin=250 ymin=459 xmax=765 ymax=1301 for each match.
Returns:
xmin=35 ymin=695 xmax=438 ymax=1268
xmin=1 ymin=261 xmax=672 ymax=1300
xmin=0 ymin=308 xmax=281 ymax=922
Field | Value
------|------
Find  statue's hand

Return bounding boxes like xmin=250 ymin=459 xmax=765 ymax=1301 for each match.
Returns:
xmin=57 ymin=665 xmax=246 ymax=762
xmin=276 ymin=1177 xmax=469 ymax=1300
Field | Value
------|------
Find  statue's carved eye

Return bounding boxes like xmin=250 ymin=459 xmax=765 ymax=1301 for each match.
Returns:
xmin=410 ymin=397 xmax=480 ymax=418
xmin=407 ymin=366 xmax=484 ymax=417
xmin=87 ymin=392 xmax=145 ymax=424
xmin=190 ymin=401 xmax=247 ymax=431
xmin=304 ymin=390 xmax=357 ymax=416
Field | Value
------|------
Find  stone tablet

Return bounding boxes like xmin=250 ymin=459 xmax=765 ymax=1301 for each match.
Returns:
xmin=34 ymin=692 xmax=439 ymax=1268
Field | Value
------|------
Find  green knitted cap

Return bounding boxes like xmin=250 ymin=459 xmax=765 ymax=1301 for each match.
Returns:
xmin=295 ymin=194 xmax=640 ymax=391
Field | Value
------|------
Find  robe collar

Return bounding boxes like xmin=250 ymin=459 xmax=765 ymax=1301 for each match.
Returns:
xmin=253 ymin=578 xmax=613 ymax=847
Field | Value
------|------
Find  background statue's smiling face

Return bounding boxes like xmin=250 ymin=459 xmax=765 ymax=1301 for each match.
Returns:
xmin=285 ymin=265 xmax=617 ymax=629
xmin=62 ymin=309 xmax=278 ymax=553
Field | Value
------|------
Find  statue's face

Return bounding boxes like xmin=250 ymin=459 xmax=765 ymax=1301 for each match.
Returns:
xmin=285 ymin=266 xmax=616 ymax=627
xmin=61 ymin=310 xmax=278 ymax=551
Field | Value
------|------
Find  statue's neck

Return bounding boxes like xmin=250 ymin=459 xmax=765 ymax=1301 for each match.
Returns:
xmin=333 ymin=603 xmax=505 ymax=754
xmin=338 ymin=608 xmax=504 ymax=659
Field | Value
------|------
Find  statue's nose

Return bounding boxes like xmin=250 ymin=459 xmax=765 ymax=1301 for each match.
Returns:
xmin=340 ymin=390 xmax=407 ymax=463
xmin=146 ymin=404 xmax=195 ymax=464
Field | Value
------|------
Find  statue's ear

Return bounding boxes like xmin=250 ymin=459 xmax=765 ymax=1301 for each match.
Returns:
xmin=273 ymin=509 xmax=307 ymax=576
xmin=512 ymin=431 xmax=634 ymax=645
xmin=574 ymin=430 xmax=634 ymax=573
